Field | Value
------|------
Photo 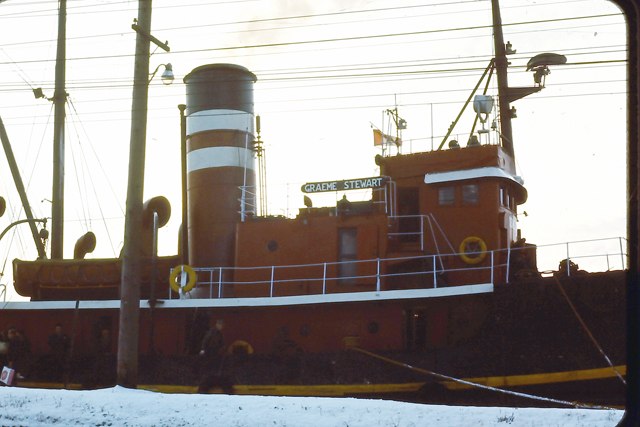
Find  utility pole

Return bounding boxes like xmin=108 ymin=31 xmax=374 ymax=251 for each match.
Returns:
xmin=117 ymin=0 xmax=152 ymax=388
xmin=51 ymin=0 xmax=66 ymax=259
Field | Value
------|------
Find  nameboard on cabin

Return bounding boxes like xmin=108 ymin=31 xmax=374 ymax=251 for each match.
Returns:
xmin=301 ymin=176 xmax=389 ymax=194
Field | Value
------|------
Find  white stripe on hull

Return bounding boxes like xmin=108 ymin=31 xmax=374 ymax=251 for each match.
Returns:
xmin=1 ymin=283 xmax=494 ymax=310
xmin=187 ymin=146 xmax=255 ymax=172
xmin=186 ymin=109 xmax=254 ymax=136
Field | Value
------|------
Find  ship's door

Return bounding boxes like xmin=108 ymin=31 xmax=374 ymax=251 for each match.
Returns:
xmin=405 ymin=309 xmax=426 ymax=350
xmin=405 ymin=307 xmax=449 ymax=350
xmin=338 ymin=227 xmax=358 ymax=285
xmin=397 ymin=187 xmax=419 ymax=243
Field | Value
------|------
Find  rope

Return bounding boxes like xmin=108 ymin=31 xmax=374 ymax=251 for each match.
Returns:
xmin=553 ymin=275 xmax=627 ymax=386
xmin=351 ymin=346 xmax=615 ymax=410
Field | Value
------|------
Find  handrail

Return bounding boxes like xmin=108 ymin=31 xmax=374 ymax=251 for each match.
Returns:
xmin=388 ymin=214 xmax=427 ymax=251
xmin=169 ymin=236 xmax=627 ymax=300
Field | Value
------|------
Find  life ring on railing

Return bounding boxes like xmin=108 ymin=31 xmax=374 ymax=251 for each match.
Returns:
xmin=169 ymin=265 xmax=197 ymax=293
xmin=227 ymin=340 xmax=254 ymax=356
xmin=458 ymin=236 xmax=488 ymax=265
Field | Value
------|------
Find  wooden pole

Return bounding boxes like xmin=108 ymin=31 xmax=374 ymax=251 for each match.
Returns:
xmin=117 ymin=0 xmax=152 ymax=388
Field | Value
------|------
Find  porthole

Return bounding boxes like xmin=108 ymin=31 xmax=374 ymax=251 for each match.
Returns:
xmin=367 ymin=321 xmax=379 ymax=334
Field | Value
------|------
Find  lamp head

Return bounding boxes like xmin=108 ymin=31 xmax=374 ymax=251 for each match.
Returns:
xmin=160 ymin=63 xmax=174 ymax=85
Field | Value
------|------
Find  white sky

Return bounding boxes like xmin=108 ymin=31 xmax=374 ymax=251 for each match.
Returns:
xmin=0 ymin=0 xmax=628 ymax=301
xmin=0 ymin=386 xmax=625 ymax=426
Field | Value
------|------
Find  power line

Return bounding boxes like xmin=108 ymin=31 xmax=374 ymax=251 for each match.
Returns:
xmin=0 ymin=10 xmax=622 ymax=64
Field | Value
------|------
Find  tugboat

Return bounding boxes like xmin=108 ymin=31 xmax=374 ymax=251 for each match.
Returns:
xmin=1 ymin=1 xmax=626 ymax=407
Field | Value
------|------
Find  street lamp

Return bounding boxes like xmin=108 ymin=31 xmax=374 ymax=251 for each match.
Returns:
xmin=0 ymin=218 xmax=48 ymax=245
xmin=149 ymin=63 xmax=174 ymax=85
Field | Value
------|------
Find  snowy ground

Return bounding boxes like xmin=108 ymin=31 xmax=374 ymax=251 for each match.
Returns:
xmin=0 ymin=386 xmax=624 ymax=426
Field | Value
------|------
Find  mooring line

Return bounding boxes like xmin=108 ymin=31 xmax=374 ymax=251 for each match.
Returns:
xmin=553 ymin=275 xmax=627 ymax=386
xmin=351 ymin=346 xmax=615 ymax=410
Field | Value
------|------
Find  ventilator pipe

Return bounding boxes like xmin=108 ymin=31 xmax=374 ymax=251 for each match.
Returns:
xmin=73 ymin=231 xmax=96 ymax=259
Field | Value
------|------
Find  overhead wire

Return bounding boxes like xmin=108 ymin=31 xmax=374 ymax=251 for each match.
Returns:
xmin=67 ymin=96 xmax=123 ymax=257
xmin=0 ymin=11 xmax=622 ymax=65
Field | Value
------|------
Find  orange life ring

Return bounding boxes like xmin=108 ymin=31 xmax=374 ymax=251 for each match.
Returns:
xmin=459 ymin=236 xmax=488 ymax=264
xmin=227 ymin=340 xmax=254 ymax=355
xmin=169 ymin=265 xmax=197 ymax=293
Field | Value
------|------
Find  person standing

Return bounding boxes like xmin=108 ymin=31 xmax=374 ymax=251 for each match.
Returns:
xmin=85 ymin=327 xmax=114 ymax=388
xmin=199 ymin=319 xmax=225 ymax=367
xmin=198 ymin=319 xmax=231 ymax=393
xmin=6 ymin=327 xmax=29 ymax=381
xmin=47 ymin=323 xmax=70 ymax=381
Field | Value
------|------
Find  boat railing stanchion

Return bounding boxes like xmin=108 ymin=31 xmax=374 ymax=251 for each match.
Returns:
xmin=209 ymin=269 xmax=213 ymax=299
xmin=322 ymin=262 xmax=327 ymax=295
xmin=376 ymin=258 xmax=381 ymax=294
xmin=490 ymin=251 xmax=494 ymax=285
xmin=218 ymin=267 xmax=223 ymax=298
xmin=506 ymin=245 xmax=511 ymax=284
xmin=210 ymin=268 xmax=214 ymax=298
xmin=420 ymin=216 xmax=424 ymax=252
xmin=619 ymin=236 xmax=625 ymax=270
xmin=432 ymin=255 xmax=437 ymax=288
xmin=270 ymin=265 xmax=275 ymax=297
xmin=566 ymin=242 xmax=571 ymax=277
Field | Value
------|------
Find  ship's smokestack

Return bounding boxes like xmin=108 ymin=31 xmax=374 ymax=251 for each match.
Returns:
xmin=183 ymin=64 xmax=257 ymax=280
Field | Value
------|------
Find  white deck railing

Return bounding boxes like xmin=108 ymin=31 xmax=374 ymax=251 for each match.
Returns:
xmin=169 ymin=237 xmax=627 ymax=300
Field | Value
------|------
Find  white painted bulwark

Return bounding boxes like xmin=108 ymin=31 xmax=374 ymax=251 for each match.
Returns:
xmin=186 ymin=109 xmax=254 ymax=136
xmin=424 ymin=166 xmax=525 ymax=187
xmin=187 ymin=146 xmax=255 ymax=172
xmin=1 ymin=283 xmax=493 ymax=310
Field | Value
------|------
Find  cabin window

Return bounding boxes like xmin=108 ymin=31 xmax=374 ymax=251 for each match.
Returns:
xmin=438 ymin=186 xmax=455 ymax=206
xmin=501 ymin=186 xmax=514 ymax=210
xmin=462 ymin=184 xmax=479 ymax=205
xmin=338 ymin=228 xmax=358 ymax=285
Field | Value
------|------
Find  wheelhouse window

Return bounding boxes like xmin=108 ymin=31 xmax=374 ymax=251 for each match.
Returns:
xmin=438 ymin=186 xmax=455 ymax=206
xmin=462 ymin=184 xmax=479 ymax=205
xmin=500 ymin=185 xmax=513 ymax=210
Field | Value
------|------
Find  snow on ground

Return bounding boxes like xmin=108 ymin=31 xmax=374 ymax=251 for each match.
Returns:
xmin=0 ymin=386 xmax=624 ymax=427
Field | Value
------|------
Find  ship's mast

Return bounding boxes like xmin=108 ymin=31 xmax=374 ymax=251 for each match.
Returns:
xmin=51 ymin=0 xmax=67 ymax=259
xmin=491 ymin=0 xmax=515 ymax=168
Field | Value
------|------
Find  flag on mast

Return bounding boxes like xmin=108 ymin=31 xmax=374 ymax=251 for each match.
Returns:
xmin=373 ymin=129 xmax=401 ymax=146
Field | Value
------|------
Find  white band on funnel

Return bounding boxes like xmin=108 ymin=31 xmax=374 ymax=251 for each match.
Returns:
xmin=187 ymin=146 xmax=255 ymax=172
xmin=187 ymin=109 xmax=254 ymax=137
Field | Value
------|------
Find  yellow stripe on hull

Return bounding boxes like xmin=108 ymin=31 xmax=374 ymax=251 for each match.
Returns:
xmin=13 ymin=365 xmax=626 ymax=397
xmin=139 ymin=382 xmax=425 ymax=396
xmin=441 ymin=365 xmax=627 ymax=390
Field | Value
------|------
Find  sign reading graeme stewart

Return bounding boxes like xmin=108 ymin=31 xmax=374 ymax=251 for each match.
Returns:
xmin=301 ymin=176 xmax=389 ymax=194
